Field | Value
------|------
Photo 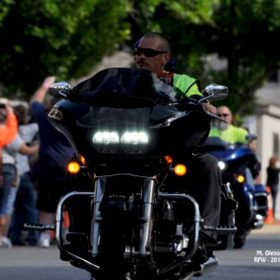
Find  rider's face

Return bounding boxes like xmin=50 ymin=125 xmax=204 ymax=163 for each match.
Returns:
xmin=216 ymin=107 xmax=232 ymax=124
xmin=134 ymin=37 xmax=170 ymax=75
xmin=214 ymin=106 xmax=232 ymax=130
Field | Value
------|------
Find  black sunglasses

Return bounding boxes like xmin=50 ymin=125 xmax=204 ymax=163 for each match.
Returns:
xmin=134 ymin=47 xmax=167 ymax=57
xmin=217 ymin=113 xmax=229 ymax=117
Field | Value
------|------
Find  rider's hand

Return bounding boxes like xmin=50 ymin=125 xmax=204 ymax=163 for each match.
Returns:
xmin=202 ymin=102 xmax=217 ymax=114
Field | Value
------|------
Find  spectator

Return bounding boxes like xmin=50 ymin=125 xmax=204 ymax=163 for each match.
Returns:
xmin=0 ymin=128 xmax=38 ymax=247
xmin=30 ymin=76 xmax=75 ymax=248
xmin=266 ymin=155 xmax=280 ymax=218
xmin=0 ymin=101 xmax=18 ymax=187
xmin=9 ymin=104 xmax=39 ymax=245
xmin=0 ymin=99 xmax=18 ymax=147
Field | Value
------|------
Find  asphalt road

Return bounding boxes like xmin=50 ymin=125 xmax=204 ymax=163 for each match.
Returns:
xmin=0 ymin=224 xmax=279 ymax=280
xmin=199 ymin=225 xmax=280 ymax=280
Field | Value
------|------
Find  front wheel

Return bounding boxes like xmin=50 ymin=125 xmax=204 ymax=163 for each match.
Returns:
xmin=92 ymin=209 xmax=127 ymax=280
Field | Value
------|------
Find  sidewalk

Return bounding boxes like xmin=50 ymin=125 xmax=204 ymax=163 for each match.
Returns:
xmin=251 ymin=222 xmax=280 ymax=234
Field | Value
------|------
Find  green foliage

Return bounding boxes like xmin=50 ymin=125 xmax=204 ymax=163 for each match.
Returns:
xmin=1 ymin=0 xmax=280 ymax=119
xmin=203 ymin=0 xmax=280 ymax=114
xmin=0 ymin=0 xmax=130 ymax=97
xmin=0 ymin=0 xmax=14 ymax=26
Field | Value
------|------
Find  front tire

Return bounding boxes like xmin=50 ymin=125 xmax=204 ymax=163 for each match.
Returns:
xmin=93 ymin=209 xmax=127 ymax=280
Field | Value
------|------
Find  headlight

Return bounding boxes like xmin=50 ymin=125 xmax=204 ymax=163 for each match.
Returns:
xmin=92 ymin=130 xmax=149 ymax=154
xmin=218 ymin=161 xmax=226 ymax=170
xmin=92 ymin=131 xmax=120 ymax=144
xmin=92 ymin=131 xmax=120 ymax=153
xmin=121 ymin=131 xmax=149 ymax=154
xmin=120 ymin=131 xmax=149 ymax=145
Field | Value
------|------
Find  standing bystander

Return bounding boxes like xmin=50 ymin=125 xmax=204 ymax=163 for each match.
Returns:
xmin=0 ymin=101 xmax=38 ymax=247
xmin=0 ymin=99 xmax=18 ymax=147
xmin=0 ymin=100 xmax=18 ymax=187
xmin=9 ymin=104 xmax=39 ymax=245
xmin=30 ymin=76 xmax=75 ymax=248
xmin=266 ymin=155 xmax=280 ymax=219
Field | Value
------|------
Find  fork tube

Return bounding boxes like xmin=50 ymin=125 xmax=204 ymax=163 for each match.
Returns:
xmin=91 ymin=179 xmax=105 ymax=257
xmin=139 ymin=178 xmax=156 ymax=255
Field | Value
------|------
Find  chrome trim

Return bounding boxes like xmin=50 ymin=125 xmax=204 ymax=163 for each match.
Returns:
xmin=55 ymin=191 xmax=99 ymax=271
xmin=158 ymin=192 xmax=201 ymax=276
xmin=139 ymin=178 xmax=156 ymax=255
xmin=95 ymin=173 xmax=155 ymax=180
xmin=91 ymin=179 xmax=105 ymax=257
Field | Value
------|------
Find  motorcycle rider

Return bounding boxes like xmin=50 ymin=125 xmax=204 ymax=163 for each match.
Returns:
xmin=134 ymin=32 xmax=222 ymax=264
xmin=209 ymin=105 xmax=248 ymax=144
xmin=209 ymin=105 xmax=261 ymax=178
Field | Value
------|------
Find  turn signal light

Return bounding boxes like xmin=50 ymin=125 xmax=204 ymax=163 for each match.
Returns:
xmin=67 ymin=161 xmax=80 ymax=174
xmin=236 ymin=175 xmax=245 ymax=183
xmin=174 ymin=164 xmax=187 ymax=176
xmin=80 ymin=155 xmax=86 ymax=165
xmin=164 ymin=155 xmax=174 ymax=164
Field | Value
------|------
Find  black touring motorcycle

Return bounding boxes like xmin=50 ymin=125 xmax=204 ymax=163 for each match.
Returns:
xmin=26 ymin=68 xmax=236 ymax=280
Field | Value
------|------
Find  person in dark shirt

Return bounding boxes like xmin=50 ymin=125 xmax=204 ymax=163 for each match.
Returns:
xmin=30 ymin=77 xmax=75 ymax=248
xmin=266 ymin=155 xmax=280 ymax=218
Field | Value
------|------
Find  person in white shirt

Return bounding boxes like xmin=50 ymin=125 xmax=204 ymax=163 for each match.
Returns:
xmin=0 ymin=104 xmax=38 ymax=247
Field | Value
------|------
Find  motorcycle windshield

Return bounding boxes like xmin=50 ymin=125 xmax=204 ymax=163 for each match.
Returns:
xmin=69 ymin=67 xmax=177 ymax=106
xmin=67 ymin=67 xmax=183 ymax=128
xmin=211 ymin=145 xmax=252 ymax=162
xmin=49 ymin=67 xmax=210 ymax=166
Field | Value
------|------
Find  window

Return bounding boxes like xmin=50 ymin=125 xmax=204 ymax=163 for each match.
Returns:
xmin=273 ymin=133 xmax=279 ymax=156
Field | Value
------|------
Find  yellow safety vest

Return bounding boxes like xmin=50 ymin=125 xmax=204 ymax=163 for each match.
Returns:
xmin=173 ymin=73 xmax=202 ymax=97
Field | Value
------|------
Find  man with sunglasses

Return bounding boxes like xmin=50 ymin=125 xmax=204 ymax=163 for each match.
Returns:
xmin=134 ymin=32 xmax=221 ymax=265
xmin=209 ymin=105 xmax=248 ymax=144
xmin=134 ymin=33 xmax=202 ymax=98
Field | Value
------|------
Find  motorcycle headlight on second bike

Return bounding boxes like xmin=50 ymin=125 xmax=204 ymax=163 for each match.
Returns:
xmin=218 ymin=161 xmax=227 ymax=171
xmin=92 ymin=130 xmax=149 ymax=154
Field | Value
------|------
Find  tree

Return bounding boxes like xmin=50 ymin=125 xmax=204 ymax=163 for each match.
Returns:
xmin=1 ymin=0 xmax=280 ymax=118
xmin=0 ymin=0 xmax=223 ymax=99
xmin=0 ymin=0 xmax=130 ymax=98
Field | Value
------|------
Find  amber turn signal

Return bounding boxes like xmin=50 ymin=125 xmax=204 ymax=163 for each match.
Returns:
xmin=80 ymin=155 xmax=86 ymax=165
xmin=164 ymin=155 xmax=174 ymax=164
xmin=67 ymin=161 xmax=80 ymax=174
xmin=236 ymin=175 xmax=245 ymax=183
xmin=174 ymin=164 xmax=187 ymax=176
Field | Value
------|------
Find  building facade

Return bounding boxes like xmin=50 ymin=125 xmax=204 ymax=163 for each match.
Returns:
xmin=244 ymin=75 xmax=280 ymax=184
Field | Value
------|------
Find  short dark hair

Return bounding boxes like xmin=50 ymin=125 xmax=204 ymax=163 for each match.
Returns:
xmin=138 ymin=32 xmax=171 ymax=53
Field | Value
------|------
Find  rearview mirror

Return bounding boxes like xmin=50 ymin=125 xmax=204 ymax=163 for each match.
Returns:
xmin=203 ymin=84 xmax=229 ymax=101
xmin=48 ymin=81 xmax=71 ymax=98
